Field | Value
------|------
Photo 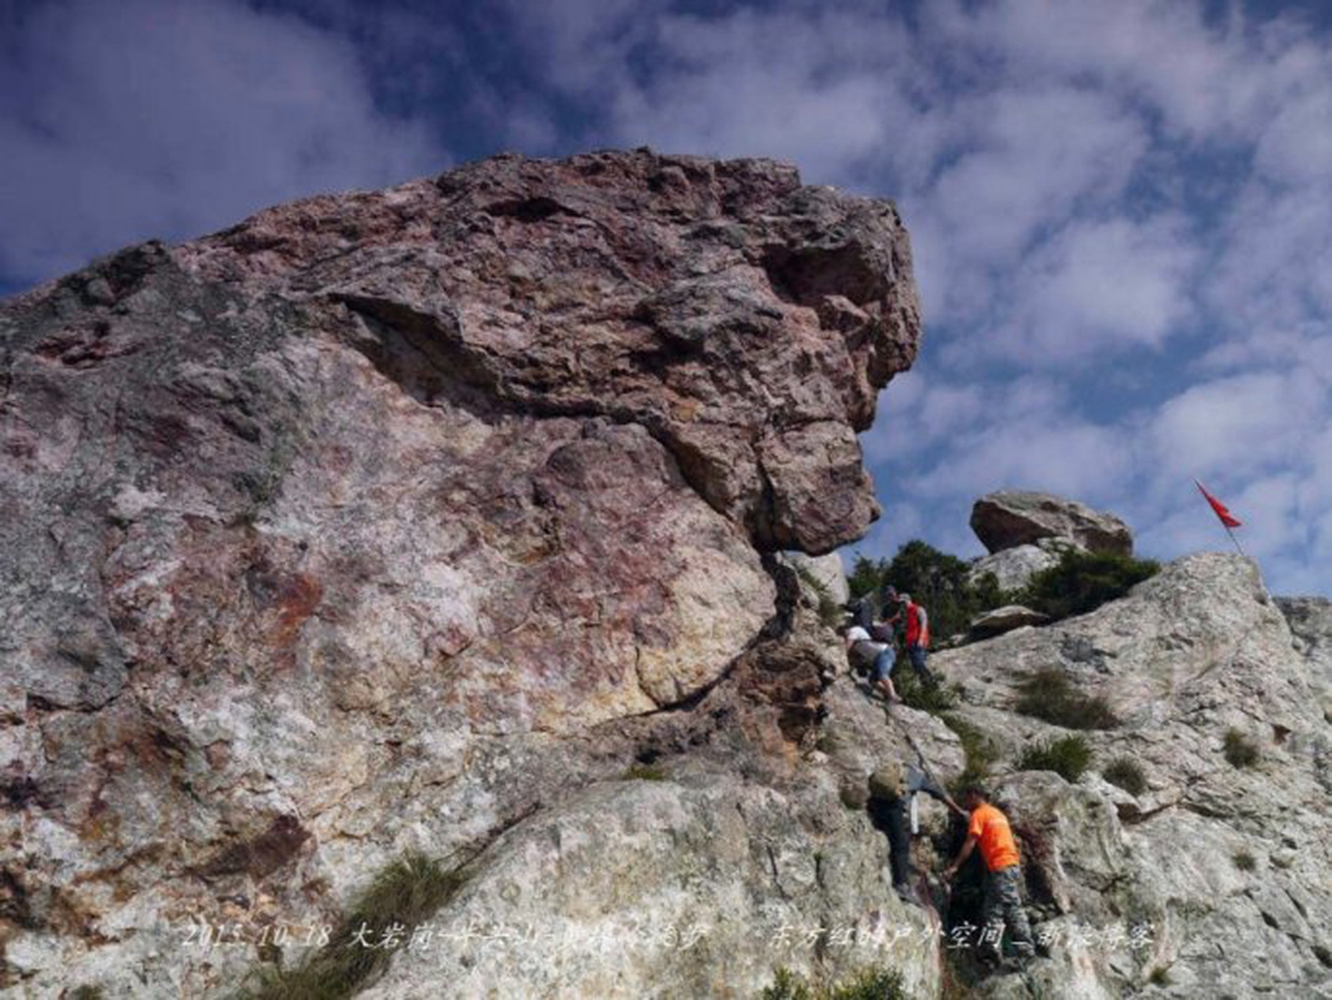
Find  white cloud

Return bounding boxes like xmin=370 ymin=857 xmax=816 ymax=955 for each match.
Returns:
xmin=0 ymin=0 xmax=445 ymax=284
xmin=993 ymin=215 xmax=1200 ymax=362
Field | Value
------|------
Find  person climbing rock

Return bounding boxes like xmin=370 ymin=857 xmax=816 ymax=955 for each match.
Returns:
xmin=943 ymin=786 xmax=1037 ymax=966
xmin=882 ymin=589 xmax=936 ymax=687
xmin=867 ymin=762 xmax=965 ymax=906
xmin=844 ymin=621 xmax=901 ymax=703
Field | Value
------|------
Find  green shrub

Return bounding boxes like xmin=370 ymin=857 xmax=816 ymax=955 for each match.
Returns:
xmin=1223 ymin=728 xmax=1260 ymax=768
xmin=232 ymin=852 xmax=465 ymax=1000
xmin=848 ymin=540 xmax=1009 ymax=643
xmin=1016 ymin=735 xmax=1093 ymax=783
xmin=762 ymin=968 xmax=814 ymax=1000
xmin=1015 ymin=667 xmax=1118 ymax=730
xmin=1019 ymin=549 xmax=1160 ymax=622
xmin=1147 ymin=966 xmax=1171 ymax=986
xmin=1102 ymin=757 xmax=1147 ymax=795
xmin=894 ymin=668 xmax=960 ymax=715
xmin=1232 ymin=850 xmax=1256 ymax=871
xmin=827 ymin=968 xmax=909 ymax=1000
xmin=759 ymin=966 xmax=908 ymax=1000
xmin=942 ymin=714 xmax=999 ymax=791
xmin=70 ymin=989 xmax=105 ymax=1000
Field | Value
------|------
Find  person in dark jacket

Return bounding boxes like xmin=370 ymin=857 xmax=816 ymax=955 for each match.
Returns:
xmin=867 ymin=762 xmax=965 ymax=904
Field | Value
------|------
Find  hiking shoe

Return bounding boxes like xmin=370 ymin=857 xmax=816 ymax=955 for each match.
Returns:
xmin=894 ymin=883 xmax=921 ymax=907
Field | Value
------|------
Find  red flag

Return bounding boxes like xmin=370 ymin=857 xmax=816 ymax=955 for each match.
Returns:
xmin=1196 ymin=481 xmax=1242 ymax=528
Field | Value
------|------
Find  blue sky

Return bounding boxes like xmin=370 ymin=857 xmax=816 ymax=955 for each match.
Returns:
xmin=3 ymin=0 xmax=1331 ymax=595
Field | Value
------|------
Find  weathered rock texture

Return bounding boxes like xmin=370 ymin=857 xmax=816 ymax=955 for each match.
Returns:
xmin=936 ymin=554 xmax=1332 ymax=999
xmin=1277 ymin=596 xmax=1332 ymax=723
xmin=967 ymin=604 xmax=1049 ymax=640
xmin=4 ymin=149 xmax=1329 ymax=1000
xmin=967 ymin=538 xmax=1067 ymax=592
xmin=971 ymin=491 xmax=1134 ymax=557
xmin=0 ymin=150 xmax=926 ymax=997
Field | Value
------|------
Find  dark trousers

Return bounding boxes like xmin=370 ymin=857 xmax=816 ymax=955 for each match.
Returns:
xmin=868 ymin=797 xmax=910 ymax=888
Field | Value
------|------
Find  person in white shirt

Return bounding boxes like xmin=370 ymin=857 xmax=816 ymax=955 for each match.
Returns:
xmin=844 ymin=623 xmax=902 ymax=704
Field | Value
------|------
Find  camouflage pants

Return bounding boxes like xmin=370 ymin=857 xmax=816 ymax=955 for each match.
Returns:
xmin=981 ymin=865 xmax=1035 ymax=958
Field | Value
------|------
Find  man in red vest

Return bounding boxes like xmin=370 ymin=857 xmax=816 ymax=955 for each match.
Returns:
xmin=883 ymin=587 xmax=936 ymax=688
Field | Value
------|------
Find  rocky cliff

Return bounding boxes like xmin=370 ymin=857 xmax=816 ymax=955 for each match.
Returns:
xmin=2 ymin=150 xmax=1329 ymax=1000
xmin=1 ymin=150 xmax=936 ymax=998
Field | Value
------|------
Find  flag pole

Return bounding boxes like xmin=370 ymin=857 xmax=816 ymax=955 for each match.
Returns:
xmin=1223 ymin=523 xmax=1246 ymax=558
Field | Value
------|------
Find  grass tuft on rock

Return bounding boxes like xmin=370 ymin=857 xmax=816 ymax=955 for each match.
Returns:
xmin=1016 ymin=734 xmax=1093 ymax=783
xmin=1232 ymin=850 xmax=1256 ymax=871
xmin=894 ymin=669 xmax=960 ymax=715
xmin=1102 ymin=757 xmax=1147 ymax=795
xmin=1147 ymin=965 xmax=1171 ymax=986
xmin=1222 ymin=728 xmax=1260 ymax=768
xmin=70 ymin=988 xmax=105 ymax=1000
xmin=942 ymin=715 xmax=999 ymax=791
xmin=1015 ymin=667 xmax=1118 ymax=730
xmin=760 ymin=965 xmax=909 ymax=1000
xmin=232 ymin=851 xmax=465 ymax=1000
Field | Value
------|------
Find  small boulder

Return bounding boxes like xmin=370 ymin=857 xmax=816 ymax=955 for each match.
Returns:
xmin=971 ymin=491 xmax=1133 ymax=555
xmin=968 ymin=542 xmax=1061 ymax=591
xmin=969 ymin=604 xmax=1050 ymax=639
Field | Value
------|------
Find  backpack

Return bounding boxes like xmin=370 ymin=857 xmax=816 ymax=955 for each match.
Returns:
xmin=868 ymin=762 xmax=906 ymax=801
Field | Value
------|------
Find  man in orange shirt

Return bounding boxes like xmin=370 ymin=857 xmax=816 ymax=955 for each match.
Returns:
xmin=943 ymin=785 xmax=1036 ymax=964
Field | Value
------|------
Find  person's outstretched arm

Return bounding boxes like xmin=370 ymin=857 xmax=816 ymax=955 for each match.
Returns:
xmin=944 ymin=834 xmax=977 ymax=879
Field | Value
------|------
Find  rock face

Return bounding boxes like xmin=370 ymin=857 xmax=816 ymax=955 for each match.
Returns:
xmin=971 ymin=491 xmax=1134 ymax=556
xmin=935 ymin=554 xmax=1332 ymax=999
xmin=967 ymin=539 xmax=1066 ymax=592
xmin=0 ymin=150 xmax=926 ymax=997
xmin=780 ymin=550 xmax=851 ymax=607
xmin=1277 ymin=596 xmax=1332 ymax=722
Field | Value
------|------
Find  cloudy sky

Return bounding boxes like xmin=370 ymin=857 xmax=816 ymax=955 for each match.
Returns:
xmin=3 ymin=0 xmax=1331 ymax=594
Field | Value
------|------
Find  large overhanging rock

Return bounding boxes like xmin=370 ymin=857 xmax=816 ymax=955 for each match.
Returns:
xmin=0 ymin=151 xmax=921 ymax=996
xmin=970 ymin=491 xmax=1133 ymax=556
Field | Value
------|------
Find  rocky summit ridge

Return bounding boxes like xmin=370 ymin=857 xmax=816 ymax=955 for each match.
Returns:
xmin=1 ymin=150 xmax=1329 ymax=999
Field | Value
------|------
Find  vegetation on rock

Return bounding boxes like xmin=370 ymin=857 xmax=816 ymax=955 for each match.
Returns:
xmin=233 ymin=852 xmax=466 ymax=1000
xmin=942 ymin=715 xmax=999 ymax=790
xmin=1017 ymin=735 xmax=1093 ymax=783
xmin=850 ymin=539 xmax=1160 ymax=645
xmin=1223 ymin=728 xmax=1260 ymax=768
xmin=760 ymin=965 xmax=909 ymax=1000
xmin=795 ymin=563 xmax=850 ymax=629
xmin=1102 ymin=757 xmax=1148 ymax=795
xmin=894 ymin=668 xmax=960 ymax=714
xmin=1018 ymin=548 xmax=1160 ymax=621
xmin=849 ymin=540 xmax=1006 ymax=642
xmin=1015 ymin=666 xmax=1118 ymax=730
